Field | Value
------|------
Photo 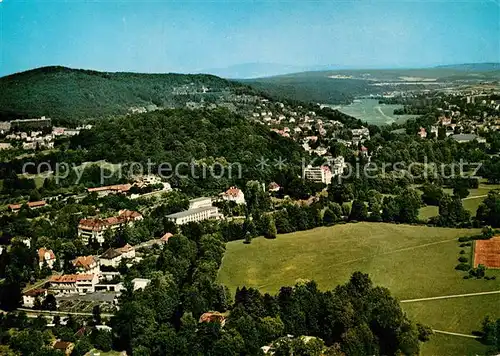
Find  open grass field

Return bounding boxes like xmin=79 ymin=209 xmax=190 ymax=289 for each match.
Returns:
xmin=217 ymin=223 xmax=500 ymax=300
xmin=418 ymin=183 xmax=500 ymax=222
xmin=403 ymin=293 xmax=500 ymax=336
xmin=421 ymin=333 xmax=488 ymax=356
xmin=336 ymin=98 xmax=418 ymax=126
xmin=218 ymin=222 xmax=500 ymax=355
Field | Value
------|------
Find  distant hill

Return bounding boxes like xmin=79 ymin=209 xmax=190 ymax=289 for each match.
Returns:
xmin=0 ymin=66 xmax=250 ymax=122
xmin=242 ymin=66 xmax=500 ymax=105
xmin=2 ymin=64 xmax=497 ymax=122
xmin=203 ymin=62 xmax=336 ymax=79
xmin=434 ymin=63 xmax=500 ymax=71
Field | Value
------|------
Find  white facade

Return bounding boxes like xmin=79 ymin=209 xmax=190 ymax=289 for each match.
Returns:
xmin=189 ymin=197 xmax=213 ymax=209
xmin=38 ymin=248 xmax=56 ymax=269
xmin=72 ymin=256 xmax=101 ymax=275
xmin=166 ymin=206 xmax=221 ymax=225
xmin=49 ymin=274 xmax=99 ymax=294
xmin=22 ymin=289 xmax=47 ymax=308
xmin=221 ymin=187 xmax=246 ymax=205
xmin=303 ymin=165 xmax=333 ymax=185
xmin=132 ymin=278 xmax=151 ymax=291
xmin=100 ymin=249 xmax=123 ymax=268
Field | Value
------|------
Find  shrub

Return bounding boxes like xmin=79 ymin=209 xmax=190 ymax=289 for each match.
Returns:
xmin=463 ymin=275 xmax=470 ymax=279
xmin=458 ymin=236 xmax=472 ymax=242
xmin=455 ymin=263 xmax=471 ymax=271
xmin=459 ymin=250 xmax=466 ymax=254
xmin=458 ymin=256 xmax=468 ymax=263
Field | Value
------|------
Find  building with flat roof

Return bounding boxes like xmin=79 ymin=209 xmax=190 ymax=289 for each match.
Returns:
xmin=188 ymin=197 xmax=213 ymax=209
xmin=303 ymin=165 xmax=332 ymax=185
xmin=165 ymin=196 xmax=223 ymax=225
xmin=166 ymin=206 xmax=221 ymax=225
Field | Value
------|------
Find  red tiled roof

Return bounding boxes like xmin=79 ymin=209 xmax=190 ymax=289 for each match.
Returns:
xmin=53 ymin=341 xmax=73 ymax=350
xmin=72 ymin=256 xmax=97 ymax=269
xmin=118 ymin=209 xmax=142 ymax=219
xmin=87 ymin=184 xmax=131 ymax=193
xmin=117 ymin=243 xmax=134 ymax=253
xmin=224 ymin=186 xmax=242 ymax=198
xmin=79 ymin=210 xmax=142 ymax=231
xmin=50 ymin=274 xmax=94 ymax=283
xmin=38 ymin=248 xmax=55 ymax=262
xmin=199 ymin=311 xmax=225 ymax=324
xmin=160 ymin=232 xmax=173 ymax=242
xmin=28 ymin=200 xmax=46 ymax=208
xmin=24 ymin=288 xmax=46 ymax=297
xmin=9 ymin=200 xmax=46 ymax=210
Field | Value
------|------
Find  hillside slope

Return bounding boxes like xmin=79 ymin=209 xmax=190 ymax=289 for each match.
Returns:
xmin=0 ymin=66 xmax=250 ymax=122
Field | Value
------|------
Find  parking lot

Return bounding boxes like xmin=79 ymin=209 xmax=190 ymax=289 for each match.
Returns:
xmin=56 ymin=292 xmax=118 ymax=313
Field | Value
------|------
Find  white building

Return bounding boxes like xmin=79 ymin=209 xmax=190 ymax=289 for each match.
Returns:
xmin=99 ymin=248 xmax=123 ymax=268
xmin=38 ymin=248 xmax=56 ymax=269
xmin=72 ymin=256 xmax=100 ymax=275
xmin=132 ymin=278 xmax=150 ymax=291
xmin=116 ymin=244 xmax=135 ymax=259
xmin=78 ymin=210 xmax=143 ymax=245
xmin=303 ymin=165 xmax=333 ymax=185
xmin=22 ymin=289 xmax=47 ymax=308
xmin=331 ymin=156 xmax=347 ymax=176
xmin=166 ymin=197 xmax=222 ymax=225
xmin=220 ymin=187 xmax=245 ymax=205
xmin=189 ymin=197 xmax=213 ymax=209
xmin=49 ymin=274 xmax=99 ymax=294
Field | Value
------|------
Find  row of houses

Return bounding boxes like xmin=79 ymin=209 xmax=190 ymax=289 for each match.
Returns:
xmin=78 ymin=209 xmax=143 ymax=245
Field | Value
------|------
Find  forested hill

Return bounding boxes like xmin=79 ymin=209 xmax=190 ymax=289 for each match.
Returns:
xmin=0 ymin=66 xmax=254 ymax=122
xmin=70 ymin=108 xmax=307 ymax=194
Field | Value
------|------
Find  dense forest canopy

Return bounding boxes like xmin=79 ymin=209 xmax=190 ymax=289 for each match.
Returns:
xmin=0 ymin=66 xmax=251 ymax=122
xmin=69 ymin=108 xmax=308 ymax=194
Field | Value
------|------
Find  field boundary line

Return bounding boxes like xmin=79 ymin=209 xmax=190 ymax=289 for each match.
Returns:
xmin=401 ymin=290 xmax=500 ymax=303
xmin=432 ymin=330 xmax=481 ymax=339
xmin=329 ymin=238 xmax=458 ymax=268
xmin=462 ymin=195 xmax=487 ymax=201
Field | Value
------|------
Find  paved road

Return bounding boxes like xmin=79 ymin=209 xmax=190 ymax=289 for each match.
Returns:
xmin=401 ymin=290 xmax=500 ymax=303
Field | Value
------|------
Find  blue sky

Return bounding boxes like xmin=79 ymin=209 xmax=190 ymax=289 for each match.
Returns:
xmin=0 ymin=0 xmax=498 ymax=76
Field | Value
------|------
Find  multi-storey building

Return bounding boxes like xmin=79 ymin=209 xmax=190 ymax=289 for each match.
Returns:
xmin=78 ymin=210 xmax=143 ymax=245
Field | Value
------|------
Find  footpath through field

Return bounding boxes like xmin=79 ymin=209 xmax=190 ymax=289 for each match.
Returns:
xmin=432 ymin=330 xmax=481 ymax=339
xmin=401 ymin=290 xmax=500 ymax=303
